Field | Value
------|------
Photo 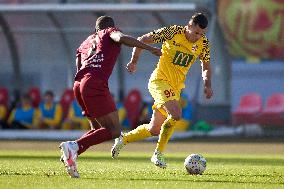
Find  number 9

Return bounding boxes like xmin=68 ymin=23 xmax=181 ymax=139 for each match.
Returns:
xmin=164 ymin=90 xmax=170 ymax=98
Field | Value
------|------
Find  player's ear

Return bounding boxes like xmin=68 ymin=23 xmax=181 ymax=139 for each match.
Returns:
xmin=187 ymin=21 xmax=194 ymax=31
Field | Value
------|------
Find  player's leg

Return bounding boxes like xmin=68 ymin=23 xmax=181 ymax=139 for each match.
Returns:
xmin=88 ymin=119 xmax=101 ymax=130
xmin=60 ymin=77 xmax=106 ymax=178
xmin=73 ymin=81 xmax=89 ymax=118
xmin=123 ymin=109 xmax=166 ymax=143
xmin=60 ymin=110 xmax=120 ymax=178
xmin=74 ymin=74 xmax=111 ymax=138
xmin=112 ymin=79 xmax=179 ymax=161
xmin=156 ymin=100 xmax=181 ymax=152
xmin=70 ymin=81 xmax=98 ymax=137
xmin=74 ymin=73 xmax=120 ymax=153
xmin=111 ymin=109 xmax=166 ymax=158
xmin=151 ymin=100 xmax=181 ymax=168
xmin=75 ymin=111 xmax=121 ymax=155
xmin=79 ymin=119 xmax=101 ymax=138
xmin=59 ymin=81 xmax=83 ymax=178
xmin=112 ymin=79 xmax=171 ymax=158
xmin=146 ymin=79 xmax=181 ymax=168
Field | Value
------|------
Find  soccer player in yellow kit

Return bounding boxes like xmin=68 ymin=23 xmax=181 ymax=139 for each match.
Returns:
xmin=111 ymin=13 xmax=213 ymax=168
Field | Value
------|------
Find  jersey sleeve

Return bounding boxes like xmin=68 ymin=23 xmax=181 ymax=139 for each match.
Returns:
xmin=199 ymin=36 xmax=210 ymax=63
xmin=150 ymin=25 xmax=184 ymax=43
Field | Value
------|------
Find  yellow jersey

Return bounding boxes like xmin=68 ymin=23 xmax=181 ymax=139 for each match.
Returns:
xmin=149 ymin=25 xmax=210 ymax=91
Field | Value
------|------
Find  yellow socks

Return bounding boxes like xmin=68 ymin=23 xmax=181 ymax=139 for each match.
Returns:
xmin=156 ymin=117 xmax=177 ymax=152
xmin=122 ymin=117 xmax=177 ymax=153
xmin=123 ymin=124 xmax=152 ymax=144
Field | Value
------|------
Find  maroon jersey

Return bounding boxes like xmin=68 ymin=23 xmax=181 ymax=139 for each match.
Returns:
xmin=75 ymin=27 xmax=121 ymax=82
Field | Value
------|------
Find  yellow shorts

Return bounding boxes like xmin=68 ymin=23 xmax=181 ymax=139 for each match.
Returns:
xmin=148 ymin=79 xmax=181 ymax=117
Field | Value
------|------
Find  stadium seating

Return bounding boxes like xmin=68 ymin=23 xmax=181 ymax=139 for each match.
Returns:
xmin=124 ymin=89 xmax=142 ymax=129
xmin=60 ymin=88 xmax=74 ymax=119
xmin=232 ymin=93 xmax=262 ymax=125
xmin=257 ymin=93 xmax=284 ymax=126
xmin=0 ymin=88 xmax=9 ymax=107
xmin=28 ymin=87 xmax=41 ymax=107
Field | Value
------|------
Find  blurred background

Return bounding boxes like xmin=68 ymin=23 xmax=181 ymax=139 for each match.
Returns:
xmin=0 ymin=0 xmax=283 ymax=140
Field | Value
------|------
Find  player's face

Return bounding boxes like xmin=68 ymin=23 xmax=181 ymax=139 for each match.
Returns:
xmin=21 ymin=98 xmax=31 ymax=106
xmin=44 ymin=95 xmax=53 ymax=103
xmin=186 ymin=21 xmax=206 ymax=43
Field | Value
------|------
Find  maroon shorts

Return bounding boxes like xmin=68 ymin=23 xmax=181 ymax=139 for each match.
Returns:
xmin=73 ymin=73 xmax=116 ymax=119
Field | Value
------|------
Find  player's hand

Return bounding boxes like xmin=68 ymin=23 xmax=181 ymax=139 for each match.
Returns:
xmin=204 ymin=86 xmax=213 ymax=99
xmin=149 ymin=47 xmax=162 ymax=56
xmin=126 ymin=62 xmax=137 ymax=74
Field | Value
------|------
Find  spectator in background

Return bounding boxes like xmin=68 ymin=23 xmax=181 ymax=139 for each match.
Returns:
xmin=0 ymin=104 xmax=8 ymax=129
xmin=62 ymin=100 xmax=89 ymax=130
xmin=137 ymin=100 xmax=153 ymax=126
xmin=38 ymin=90 xmax=62 ymax=129
xmin=8 ymin=93 xmax=40 ymax=129
xmin=116 ymin=100 xmax=130 ymax=129
xmin=63 ymin=94 xmax=130 ymax=130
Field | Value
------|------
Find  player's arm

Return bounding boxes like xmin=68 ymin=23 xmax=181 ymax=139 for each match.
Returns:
xmin=130 ymin=33 xmax=156 ymax=63
xmin=123 ymin=33 xmax=156 ymax=74
xmin=7 ymin=109 xmax=15 ymax=125
xmin=110 ymin=31 xmax=161 ymax=56
xmin=201 ymin=61 xmax=213 ymax=99
xmin=32 ymin=108 xmax=41 ymax=129
xmin=127 ymin=25 xmax=181 ymax=73
xmin=0 ymin=105 xmax=7 ymax=120
xmin=199 ymin=37 xmax=213 ymax=99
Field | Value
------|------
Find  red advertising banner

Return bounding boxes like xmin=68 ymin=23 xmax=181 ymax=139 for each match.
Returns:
xmin=218 ymin=0 xmax=284 ymax=59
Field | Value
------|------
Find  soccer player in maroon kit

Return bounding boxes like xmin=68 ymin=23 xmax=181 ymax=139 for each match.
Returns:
xmin=59 ymin=16 xmax=161 ymax=178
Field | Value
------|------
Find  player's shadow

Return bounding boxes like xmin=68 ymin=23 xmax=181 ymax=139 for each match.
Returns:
xmin=0 ymin=155 xmax=283 ymax=166
xmin=82 ymin=176 xmax=281 ymax=185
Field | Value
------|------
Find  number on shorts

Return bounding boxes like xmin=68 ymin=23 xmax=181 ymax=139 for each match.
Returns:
xmin=164 ymin=89 xmax=175 ymax=98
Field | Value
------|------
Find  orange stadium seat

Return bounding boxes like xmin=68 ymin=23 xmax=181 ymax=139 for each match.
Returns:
xmin=232 ymin=93 xmax=262 ymax=125
xmin=60 ymin=89 xmax=74 ymax=119
xmin=124 ymin=89 xmax=142 ymax=129
xmin=0 ymin=87 xmax=8 ymax=107
xmin=28 ymin=87 xmax=41 ymax=107
xmin=258 ymin=93 xmax=284 ymax=126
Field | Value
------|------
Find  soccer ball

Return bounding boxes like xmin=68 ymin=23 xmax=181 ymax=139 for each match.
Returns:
xmin=184 ymin=154 xmax=206 ymax=175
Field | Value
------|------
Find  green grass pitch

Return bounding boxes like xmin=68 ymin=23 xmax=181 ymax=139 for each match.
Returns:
xmin=0 ymin=149 xmax=283 ymax=189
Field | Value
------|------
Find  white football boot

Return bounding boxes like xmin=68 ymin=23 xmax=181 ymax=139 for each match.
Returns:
xmin=59 ymin=141 xmax=80 ymax=178
xmin=151 ymin=150 xmax=167 ymax=169
xmin=111 ymin=135 xmax=125 ymax=159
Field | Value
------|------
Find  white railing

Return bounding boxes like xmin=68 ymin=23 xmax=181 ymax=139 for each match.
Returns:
xmin=0 ymin=3 xmax=196 ymax=12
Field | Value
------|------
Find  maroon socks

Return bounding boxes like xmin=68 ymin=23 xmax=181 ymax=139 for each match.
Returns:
xmin=76 ymin=127 xmax=112 ymax=155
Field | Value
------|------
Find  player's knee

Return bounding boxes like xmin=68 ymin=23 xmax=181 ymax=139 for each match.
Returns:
xmin=166 ymin=105 xmax=182 ymax=121
xmin=169 ymin=112 xmax=182 ymax=121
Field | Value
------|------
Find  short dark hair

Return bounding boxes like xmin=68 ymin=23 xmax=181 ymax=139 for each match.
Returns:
xmin=44 ymin=90 xmax=54 ymax=97
xmin=95 ymin=16 xmax=115 ymax=32
xmin=191 ymin=13 xmax=208 ymax=29
xmin=22 ymin=93 xmax=31 ymax=101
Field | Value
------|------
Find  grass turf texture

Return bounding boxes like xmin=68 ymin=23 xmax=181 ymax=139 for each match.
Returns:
xmin=0 ymin=150 xmax=283 ymax=189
